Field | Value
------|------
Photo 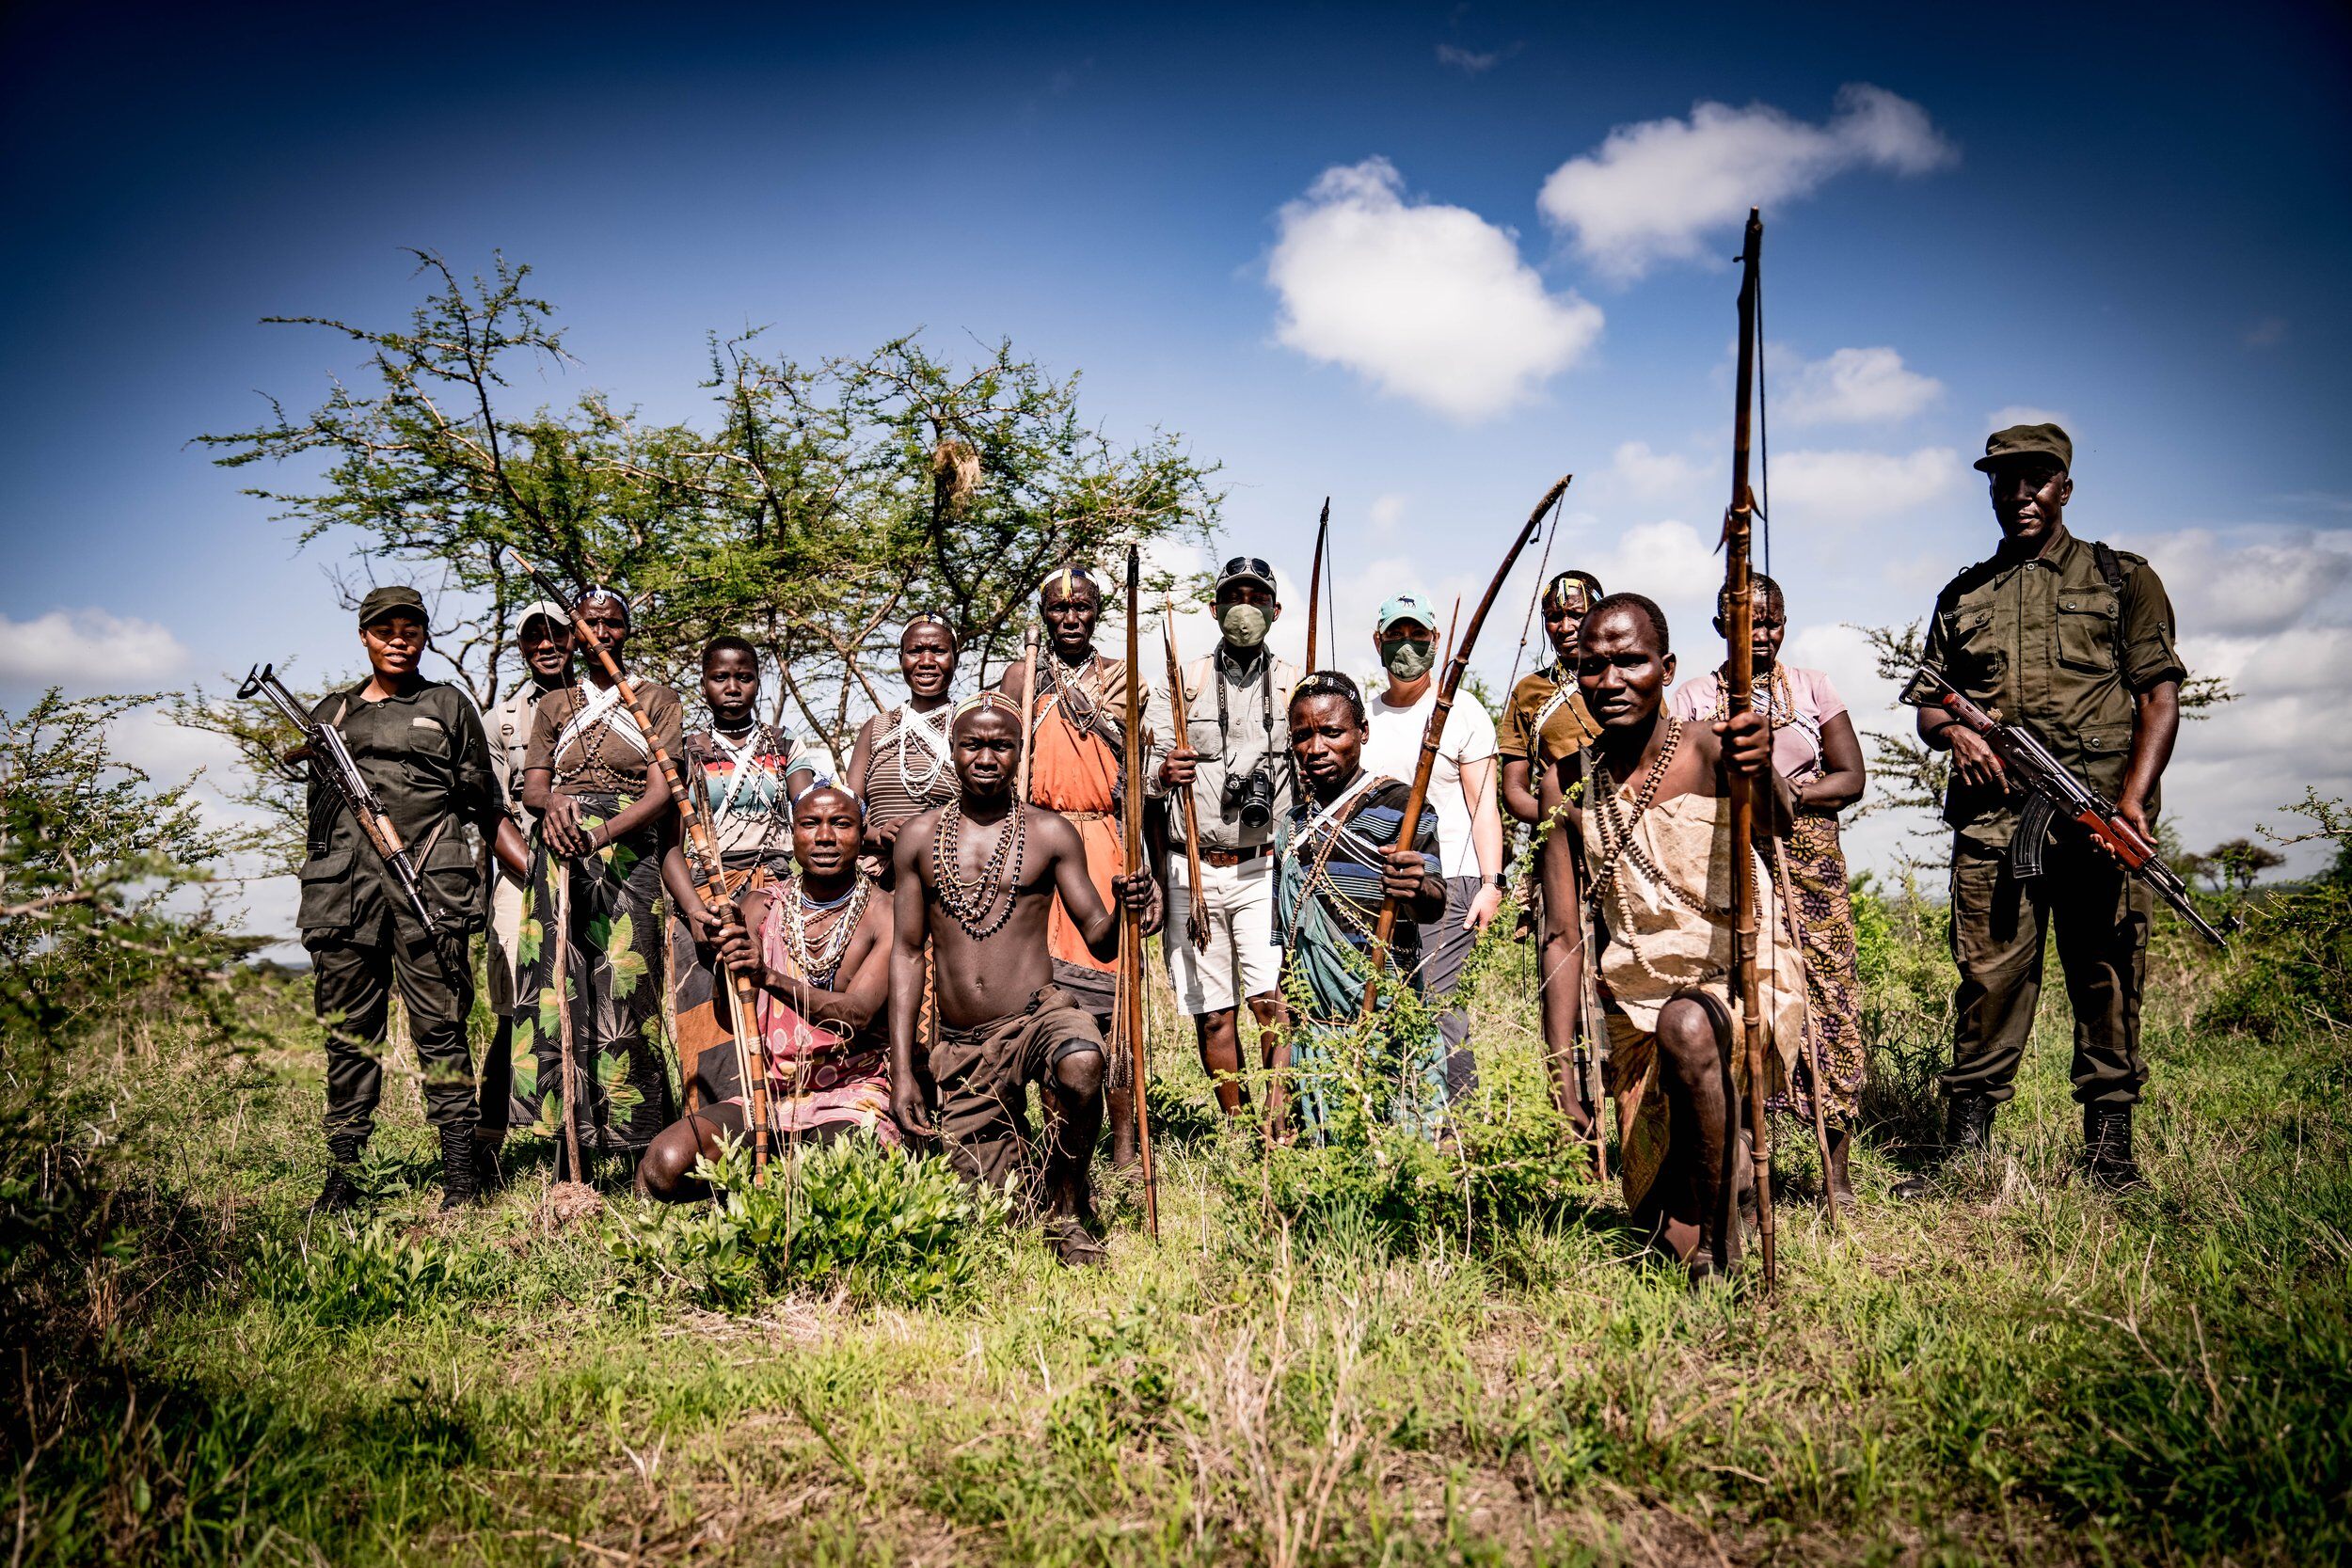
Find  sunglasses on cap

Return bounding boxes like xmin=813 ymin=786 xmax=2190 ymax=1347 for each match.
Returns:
xmin=1219 ymin=557 xmax=1275 ymax=582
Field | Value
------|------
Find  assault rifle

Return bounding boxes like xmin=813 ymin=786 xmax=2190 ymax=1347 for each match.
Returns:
xmin=1911 ymin=667 xmax=2232 ymax=950
xmin=240 ymin=663 xmax=444 ymax=936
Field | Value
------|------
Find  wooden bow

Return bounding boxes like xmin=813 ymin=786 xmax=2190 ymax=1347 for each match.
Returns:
xmin=1360 ymin=473 xmax=1574 ymax=1018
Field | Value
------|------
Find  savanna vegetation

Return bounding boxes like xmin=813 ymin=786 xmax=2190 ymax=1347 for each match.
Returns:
xmin=5 ymin=258 xmax=2345 ymax=1563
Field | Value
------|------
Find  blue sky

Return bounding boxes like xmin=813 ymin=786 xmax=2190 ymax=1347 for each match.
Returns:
xmin=4 ymin=0 xmax=2348 ymax=927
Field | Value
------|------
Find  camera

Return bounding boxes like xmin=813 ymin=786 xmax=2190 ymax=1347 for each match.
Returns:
xmin=1222 ymin=760 xmax=1276 ymax=830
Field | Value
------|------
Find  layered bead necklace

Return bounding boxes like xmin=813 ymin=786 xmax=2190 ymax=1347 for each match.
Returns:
xmin=1587 ymin=716 xmax=1756 ymax=984
xmin=779 ymin=873 xmax=870 ymax=988
xmin=930 ymin=798 xmax=1026 ymax=940
xmin=886 ymin=704 xmax=953 ymax=797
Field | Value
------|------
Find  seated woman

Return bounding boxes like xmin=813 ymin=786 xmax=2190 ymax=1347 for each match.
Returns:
xmin=637 ymin=784 xmax=898 ymax=1201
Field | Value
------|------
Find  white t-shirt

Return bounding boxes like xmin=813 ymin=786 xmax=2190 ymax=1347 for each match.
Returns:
xmin=1360 ymin=683 xmax=1498 ymax=879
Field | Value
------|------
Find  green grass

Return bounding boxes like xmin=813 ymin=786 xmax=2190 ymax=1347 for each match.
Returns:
xmin=4 ymin=910 xmax=2346 ymax=1566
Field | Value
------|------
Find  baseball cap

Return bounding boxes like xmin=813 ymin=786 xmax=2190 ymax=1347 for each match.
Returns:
xmin=1375 ymin=593 xmax=1438 ymax=635
xmin=1974 ymin=422 xmax=2073 ymax=473
xmin=513 ymin=599 xmax=570 ymax=638
xmin=1215 ymin=556 xmax=1278 ymax=595
xmin=358 ymin=585 xmax=428 ymax=628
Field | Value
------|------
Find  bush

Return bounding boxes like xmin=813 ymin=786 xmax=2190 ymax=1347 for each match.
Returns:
xmin=2198 ymin=878 xmax=2352 ymax=1042
xmin=251 ymin=1219 xmax=509 ymax=1330
xmin=611 ymin=1133 xmax=1010 ymax=1309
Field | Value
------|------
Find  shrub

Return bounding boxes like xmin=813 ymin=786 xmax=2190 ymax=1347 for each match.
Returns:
xmin=611 ymin=1133 xmax=1010 ymax=1309
xmin=251 ymin=1219 xmax=509 ymax=1330
xmin=2198 ymin=878 xmax=2352 ymax=1042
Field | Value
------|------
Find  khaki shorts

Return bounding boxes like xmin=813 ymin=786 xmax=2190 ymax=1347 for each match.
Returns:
xmin=485 ymin=871 xmax=527 ymax=1017
xmin=1164 ymin=856 xmax=1280 ymax=1014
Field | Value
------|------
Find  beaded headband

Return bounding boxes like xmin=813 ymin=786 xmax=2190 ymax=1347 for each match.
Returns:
xmin=952 ymin=691 xmax=1023 ymax=725
xmin=902 ymin=613 xmax=958 ymax=648
xmin=1543 ymin=572 xmax=1601 ymax=615
xmin=577 ymin=586 xmax=631 ymax=626
xmin=791 ymin=778 xmax=866 ymax=818
xmin=1039 ymin=565 xmax=1102 ymax=603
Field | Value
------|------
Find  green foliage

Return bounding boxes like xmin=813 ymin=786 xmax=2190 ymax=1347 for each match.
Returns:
xmin=610 ymin=1132 xmax=1011 ymax=1309
xmin=197 ymin=253 xmax=1222 ymax=752
xmin=2199 ymin=795 xmax=2352 ymax=1041
xmin=251 ymin=1219 xmax=510 ymax=1331
xmin=0 ymin=690 xmax=262 ymax=1037
xmin=1851 ymin=871 xmax=1957 ymax=1148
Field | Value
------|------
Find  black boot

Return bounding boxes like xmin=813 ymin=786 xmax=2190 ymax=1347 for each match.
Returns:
xmin=438 ymin=1124 xmax=483 ymax=1211
xmin=312 ymin=1135 xmax=366 ymax=1215
xmin=472 ymin=1132 xmax=507 ymax=1195
xmin=1891 ymin=1093 xmax=1994 ymax=1200
xmin=2084 ymin=1102 xmax=2146 ymax=1190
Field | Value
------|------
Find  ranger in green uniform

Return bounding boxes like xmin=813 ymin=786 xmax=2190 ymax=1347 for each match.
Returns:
xmin=303 ymin=586 xmax=528 ymax=1212
xmin=1897 ymin=424 xmax=2185 ymax=1193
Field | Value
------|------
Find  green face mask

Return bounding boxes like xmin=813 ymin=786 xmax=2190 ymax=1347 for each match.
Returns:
xmin=1218 ymin=604 xmax=1269 ymax=649
xmin=1381 ymin=637 xmax=1435 ymax=681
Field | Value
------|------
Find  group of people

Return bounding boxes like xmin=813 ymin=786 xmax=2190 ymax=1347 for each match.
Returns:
xmin=294 ymin=420 xmax=2185 ymax=1278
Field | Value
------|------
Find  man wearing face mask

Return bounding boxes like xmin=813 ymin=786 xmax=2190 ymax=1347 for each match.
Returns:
xmin=1144 ymin=557 xmax=1299 ymax=1120
xmin=1359 ymin=593 xmax=1505 ymax=1101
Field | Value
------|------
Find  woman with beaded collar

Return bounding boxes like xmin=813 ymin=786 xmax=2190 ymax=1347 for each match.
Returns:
xmin=846 ymin=616 xmax=961 ymax=885
xmin=662 ymin=636 xmax=817 ymax=1110
xmin=636 ymin=783 xmax=898 ymax=1200
xmin=1536 ymin=593 xmax=1803 ymax=1281
xmin=515 ymin=586 xmax=686 ymax=1171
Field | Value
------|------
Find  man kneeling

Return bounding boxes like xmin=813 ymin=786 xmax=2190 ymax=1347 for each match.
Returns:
xmin=636 ymin=784 xmax=896 ymax=1199
xmin=890 ymin=694 xmax=1152 ymax=1265
xmin=1538 ymin=594 xmax=1804 ymax=1279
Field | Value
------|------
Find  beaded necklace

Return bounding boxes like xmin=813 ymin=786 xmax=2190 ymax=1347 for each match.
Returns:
xmin=930 ymin=797 xmax=1026 ymax=940
xmin=702 ymin=721 xmax=789 ymax=859
xmin=779 ymin=873 xmax=870 ymax=988
xmin=885 ymin=703 xmax=953 ymax=797
xmin=554 ymin=680 xmax=638 ymax=795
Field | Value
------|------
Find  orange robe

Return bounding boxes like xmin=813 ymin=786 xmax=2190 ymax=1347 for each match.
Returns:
xmin=1024 ymin=663 xmax=1127 ymax=1018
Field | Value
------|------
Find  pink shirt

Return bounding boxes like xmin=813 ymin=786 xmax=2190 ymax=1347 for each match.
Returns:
xmin=1667 ymin=664 xmax=1847 ymax=784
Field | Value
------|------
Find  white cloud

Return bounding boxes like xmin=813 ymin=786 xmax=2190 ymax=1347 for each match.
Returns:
xmin=1435 ymin=43 xmax=1502 ymax=74
xmin=1267 ymin=157 xmax=1606 ymax=420
xmin=1537 ymin=84 xmax=1957 ymax=282
xmin=1771 ymin=446 xmax=1960 ymax=527
xmin=1607 ymin=440 xmax=1712 ymax=502
xmin=0 ymin=608 xmax=188 ymax=688
xmin=1778 ymin=345 xmax=1941 ymax=425
xmin=1366 ymin=493 xmax=1408 ymax=542
xmin=2118 ymin=527 xmax=2352 ymax=640
xmin=2164 ymin=625 xmax=2352 ymax=878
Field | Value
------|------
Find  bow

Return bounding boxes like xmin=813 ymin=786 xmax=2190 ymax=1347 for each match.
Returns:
xmin=1360 ymin=473 xmax=1574 ymax=1018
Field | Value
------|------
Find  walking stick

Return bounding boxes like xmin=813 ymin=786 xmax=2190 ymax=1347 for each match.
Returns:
xmin=1123 ymin=546 xmax=1160 ymax=1239
xmin=1361 ymin=474 xmax=1572 ymax=1020
xmin=1722 ymin=209 xmax=1776 ymax=1286
xmin=1160 ymin=597 xmax=1211 ymax=953
xmin=550 ymin=858 xmax=586 ymax=1185
xmin=1016 ymin=626 xmax=1040 ymax=805
xmin=1305 ymin=497 xmax=1330 ymax=671
xmin=1574 ymin=876 xmax=1611 ymax=1183
xmin=506 ymin=549 xmax=771 ymax=1182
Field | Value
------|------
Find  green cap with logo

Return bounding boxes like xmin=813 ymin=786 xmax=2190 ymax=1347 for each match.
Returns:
xmin=1973 ymin=421 xmax=2072 ymax=473
xmin=358 ymin=585 xmax=429 ymax=628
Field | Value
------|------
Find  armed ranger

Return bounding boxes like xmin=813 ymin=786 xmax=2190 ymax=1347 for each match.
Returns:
xmin=1910 ymin=667 xmax=2232 ymax=950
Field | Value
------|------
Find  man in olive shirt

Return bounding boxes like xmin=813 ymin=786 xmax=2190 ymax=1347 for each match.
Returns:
xmin=1898 ymin=424 xmax=2185 ymax=1193
xmin=302 ymin=586 xmax=527 ymax=1212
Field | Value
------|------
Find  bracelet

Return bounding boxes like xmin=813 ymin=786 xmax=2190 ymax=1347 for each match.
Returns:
xmin=1487 ymin=873 xmax=1510 ymax=891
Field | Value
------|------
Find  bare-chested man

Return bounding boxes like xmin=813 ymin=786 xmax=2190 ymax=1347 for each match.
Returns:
xmin=1538 ymin=594 xmax=1802 ymax=1279
xmin=890 ymin=694 xmax=1152 ymax=1265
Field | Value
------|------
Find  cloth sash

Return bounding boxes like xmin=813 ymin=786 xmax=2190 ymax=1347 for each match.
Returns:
xmin=553 ymin=680 xmax=647 ymax=762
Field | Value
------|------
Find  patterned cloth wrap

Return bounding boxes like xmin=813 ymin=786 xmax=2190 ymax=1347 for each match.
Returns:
xmin=511 ymin=792 xmax=676 ymax=1156
xmin=721 ymin=884 xmax=900 ymax=1148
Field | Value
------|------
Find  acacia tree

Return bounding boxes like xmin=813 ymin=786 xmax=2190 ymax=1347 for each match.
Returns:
xmin=194 ymin=251 xmax=1221 ymax=757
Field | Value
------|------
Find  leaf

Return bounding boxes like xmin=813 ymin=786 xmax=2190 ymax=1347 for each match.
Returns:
xmin=516 ymin=915 xmax=542 ymax=967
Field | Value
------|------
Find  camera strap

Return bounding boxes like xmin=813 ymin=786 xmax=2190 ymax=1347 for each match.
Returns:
xmin=1213 ymin=647 xmax=1275 ymax=760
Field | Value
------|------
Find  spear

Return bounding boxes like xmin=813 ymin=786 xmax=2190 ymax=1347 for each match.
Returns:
xmin=1161 ymin=595 xmax=1210 ymax=952
xmin=1305 ymin=497 xmax=1330 ymax=670
xmin=1361 ymin=475 xmax=1572 ymax=1019
xmin=506 ymin=548 xmax=771 ymax=1182
xmin=1122 ymin=546 xmax=1159 ymax=1237
xmin=1722 ymin=209 xmax=1776 ymax=1286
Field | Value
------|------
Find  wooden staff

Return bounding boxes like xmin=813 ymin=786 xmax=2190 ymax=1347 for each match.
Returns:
xmin=1361 ymin=475 xmax=1572 ymax=1019
xmin=1015 ymin=626 xmax=1040 ymax=802
xmin=550 ymin=858 xmax=585 ymax=1184
xmin=1122 ymin=546 xmax=1159 ymax=1238
xmin=1305 ymin=497 xmax=1330 ymax=670
xmin=507 ymin=548 xmax=771 ymax=1181
xmin=1161 ymin=596 xmax=1210 ymax=953
xmin=1722 ymin=208 xmax=1776 ymax=1286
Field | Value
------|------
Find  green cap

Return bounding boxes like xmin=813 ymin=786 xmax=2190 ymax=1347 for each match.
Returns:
xmin=1974 ymin=422 xmax=2072 ymax=473
xmin=358 ymin=585 xmax=428 ymax=628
